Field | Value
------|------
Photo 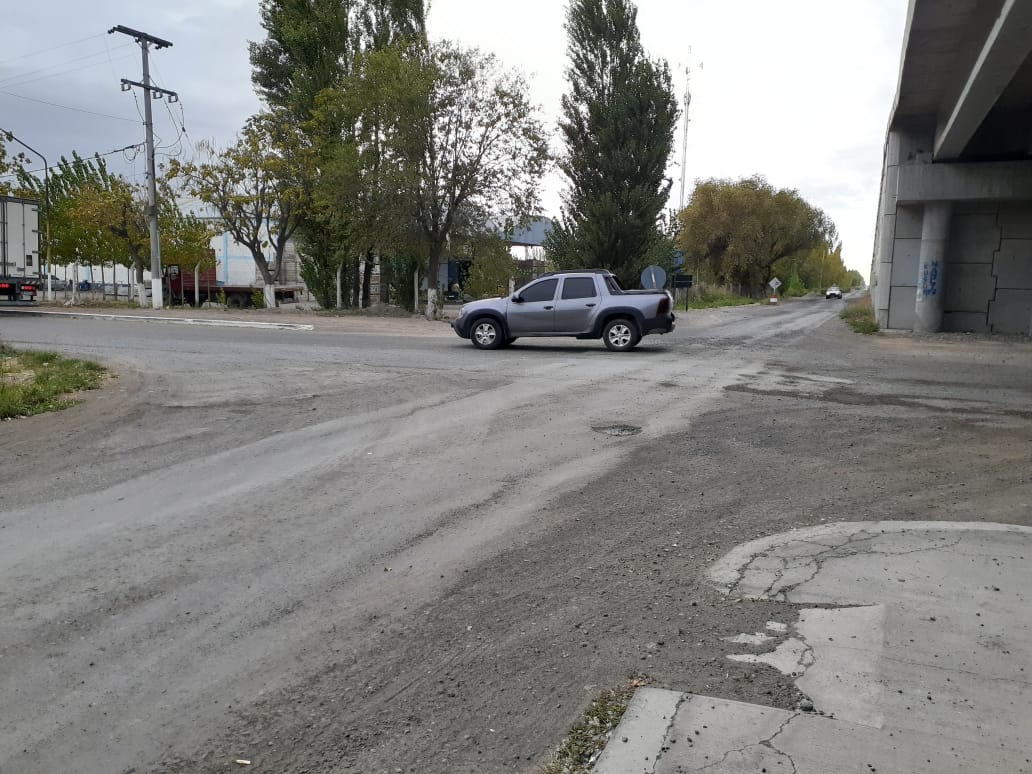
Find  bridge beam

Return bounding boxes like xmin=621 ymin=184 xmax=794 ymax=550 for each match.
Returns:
xmin=934 ymin=0 xmax=1032 ymax=160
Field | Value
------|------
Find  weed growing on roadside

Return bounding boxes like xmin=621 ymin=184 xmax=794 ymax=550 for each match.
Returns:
xmin=840 ymin=296 xmax=880 ymax=334
xmin=686 ymin=293 xmax=757 ymax=309
xmin=540 ymin=675 xmax=648 ymax=774
xmin=0 ymin=347 xmax=106 ymax=418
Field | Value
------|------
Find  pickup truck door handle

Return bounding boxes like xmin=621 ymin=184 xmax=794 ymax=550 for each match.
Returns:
xmin=544 ymin=305 xmax=553 ymax=310
xmin=585 ymin=303 xmax=596 ymax=307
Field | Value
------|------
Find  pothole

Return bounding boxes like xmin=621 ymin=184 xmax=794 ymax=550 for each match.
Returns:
xmin=592 ymin=424 xmax=642 ymax=437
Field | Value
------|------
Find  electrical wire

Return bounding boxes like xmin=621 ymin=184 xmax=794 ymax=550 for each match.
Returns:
xmin=0 ymin=53 xmax=137 ymax=91
xmin=157 ymin=97 xmax=186 ymax=157
xmin=0 ymin=141 xmax=146 ymax=181
xmin=0 ymin=89 xmax=140 ymax=123
xmin=143 ymin=59 xmax=188 ymax=158
xmin=0 ymin=44 xmax=134 ymax=89
xmin=0 ymin=33 xmax=106 ymax=68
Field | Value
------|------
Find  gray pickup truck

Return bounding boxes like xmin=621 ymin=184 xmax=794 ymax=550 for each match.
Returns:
xmin=450 ymin=269 xmax=675 ymax=351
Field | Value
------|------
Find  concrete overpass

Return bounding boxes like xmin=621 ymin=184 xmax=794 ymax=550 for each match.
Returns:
xmin=871 ymin=0 xmax=1032 ymax=334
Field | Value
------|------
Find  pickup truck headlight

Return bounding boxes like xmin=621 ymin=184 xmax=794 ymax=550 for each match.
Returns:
xmin=457 ymin=305 xmax=468 ymax=317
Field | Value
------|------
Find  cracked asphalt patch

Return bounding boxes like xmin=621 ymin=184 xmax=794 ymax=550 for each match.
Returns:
xmin=597 ymin=522 xmax=1032 ymax=772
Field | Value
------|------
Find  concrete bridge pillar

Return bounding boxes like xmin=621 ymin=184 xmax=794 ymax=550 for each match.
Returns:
xmin=913 ymin=202 xmax=953 ymax=333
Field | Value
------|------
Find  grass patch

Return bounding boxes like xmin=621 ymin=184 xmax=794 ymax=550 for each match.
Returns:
xmin=686 ymin=293 xmax=757 ymax=309
xmin=540 ymin=675 xmax=647 ymax=774
xmin=840 ymin=295 xmax=880 ymax=334
xmin=0 ymin=347 xmax=107 ymax=418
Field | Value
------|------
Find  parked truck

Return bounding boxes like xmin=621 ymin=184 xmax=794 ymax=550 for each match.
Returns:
xmin=451 ymin=269 xmax=675 ymax=351
xmin=0 ymin=195 xmax=42 ymax=304
xmin=165 ymin=231 xmax=307 ymax=307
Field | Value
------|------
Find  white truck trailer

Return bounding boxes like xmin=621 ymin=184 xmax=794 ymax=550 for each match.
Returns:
xmin=0 ymin=195 xmax=41 ymax=304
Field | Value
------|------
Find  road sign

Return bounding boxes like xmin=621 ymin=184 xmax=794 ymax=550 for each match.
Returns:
xmin=673 ymin=250 xmax=684 ymax=267
xmin=768 ymin=277 xmax=782 ymax=290
xmin=672 ymin=273 xmax=693 ymax=288
xmin=641 ymin=265 xmax=667 ymax=289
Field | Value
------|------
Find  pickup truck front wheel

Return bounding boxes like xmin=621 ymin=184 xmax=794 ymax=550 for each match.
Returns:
xmin=471 ymin=318 xmax=503 ymax=350
xmin=602 ymin=318 xmax=641 ymax=352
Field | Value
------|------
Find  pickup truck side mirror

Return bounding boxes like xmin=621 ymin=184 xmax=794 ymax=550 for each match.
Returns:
xmin=511 ymin=294 xmax=524 ymax=303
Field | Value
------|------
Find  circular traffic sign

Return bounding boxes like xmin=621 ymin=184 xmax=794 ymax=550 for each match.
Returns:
xmin=641 ymin=265 xmax=667 ymax=289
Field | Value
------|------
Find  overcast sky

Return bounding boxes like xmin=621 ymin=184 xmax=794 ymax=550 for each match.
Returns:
xmin=1 ymin=0 xmax=908 ymax=278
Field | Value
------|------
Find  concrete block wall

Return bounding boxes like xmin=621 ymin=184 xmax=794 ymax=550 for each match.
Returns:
xmin=942 ymin=207 xmax=1000 ymax=332
xmin=940 ymin=202 xmax=1032 ymax=334
xmin=988 ymin=203 xmax=1032 ymax=334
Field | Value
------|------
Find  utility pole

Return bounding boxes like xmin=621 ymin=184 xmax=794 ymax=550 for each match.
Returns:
xmin=2 ymin=129 xmax=51 ymax=301
xmin=108 ymin=25 xmax=177 ymax=310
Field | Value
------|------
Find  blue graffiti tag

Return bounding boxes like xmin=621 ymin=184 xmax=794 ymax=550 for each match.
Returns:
xmin=920 ymin=261 xmax=939 ymax=298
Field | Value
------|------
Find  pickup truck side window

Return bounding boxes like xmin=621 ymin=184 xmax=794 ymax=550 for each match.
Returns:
xmin=561 ymin=277 xmax=597 ymax=300
xmin=521 ymin=278 xmax=558 ymax=302
xmin=604 ymin=276 xmax=625 ymax=295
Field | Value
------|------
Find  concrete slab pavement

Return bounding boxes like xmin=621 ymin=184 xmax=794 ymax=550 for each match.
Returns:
xmin=595 ymin=522 xmax=1032 ymax=773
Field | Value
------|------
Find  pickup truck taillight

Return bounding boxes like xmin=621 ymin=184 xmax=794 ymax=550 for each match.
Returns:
xmin=657 ymin=295 xmax=670 ymax=314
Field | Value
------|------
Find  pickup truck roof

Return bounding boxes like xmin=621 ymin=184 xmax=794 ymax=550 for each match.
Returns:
xmin=534 ymin=269 xmax=614 ymax=277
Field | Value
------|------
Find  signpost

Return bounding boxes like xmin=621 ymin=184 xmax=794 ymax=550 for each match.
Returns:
xmin=768 ymin=276 xmax=781 ymax=305
xmin=673 ymin=273 xmax=693 ymax=310
xmin=641 ymin=265 xmax=667 ymax=290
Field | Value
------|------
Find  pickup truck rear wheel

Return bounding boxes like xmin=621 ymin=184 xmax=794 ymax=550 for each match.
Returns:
xmin=471 ymin=318 xmax=503 ymax=350
xmin=602 ymin=318 xmax=640 ymax=352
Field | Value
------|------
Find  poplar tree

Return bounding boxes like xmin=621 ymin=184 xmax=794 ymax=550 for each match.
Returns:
xmin=546 ymin=0 xmax=679 ymax=287
xmin=249 ymin=0 xmax=425 ymax=119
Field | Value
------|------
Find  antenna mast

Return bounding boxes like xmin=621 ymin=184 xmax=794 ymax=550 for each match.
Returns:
xmin=678 ymin=51 xmax=693 ymax=211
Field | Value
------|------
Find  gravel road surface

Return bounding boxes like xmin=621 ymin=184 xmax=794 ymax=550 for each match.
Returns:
xmin=0 ymin=299 xmax=1029 ymax=773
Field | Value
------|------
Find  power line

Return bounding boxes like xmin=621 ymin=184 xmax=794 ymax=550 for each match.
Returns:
xmin=0 ymin=141 xmax=146 ymax=181
xmin=0 ymin=89 xmax=140 ymax=123
xmin=150 ymin=58 xmax=184 ymax=150
xmin=0 ymin=52 xmax=137 ymax=91
xmin=149 ymin=58 xmax=190 ymax=157
xmin=158 ymin=96 xmax=187 ymax=156
xmin=0 ymin=44 xmax=134 ymax=89
xmin=0 ymin=33 xmax=106 ymax=68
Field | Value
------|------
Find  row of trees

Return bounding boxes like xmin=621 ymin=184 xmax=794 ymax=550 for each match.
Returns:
xmin=678 ymin=176 xmax=861 ymax=295
xmin=3 ymin=0 xmax=859 ymax=309
xmin=168 ymin=0 xmax=549 ymax=315
xmin=1 ymin=147 xmax=215 ymax=297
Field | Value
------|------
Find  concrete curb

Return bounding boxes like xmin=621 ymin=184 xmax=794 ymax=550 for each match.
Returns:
xmin=0 ymin=309 xmax=314 ymax=331
xmin=594 ymin=688 xmax=684 ymax=774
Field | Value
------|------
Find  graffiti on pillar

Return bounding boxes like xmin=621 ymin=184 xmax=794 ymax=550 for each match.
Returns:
xmin=920 ymin=261 xmax=939 ymax=298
